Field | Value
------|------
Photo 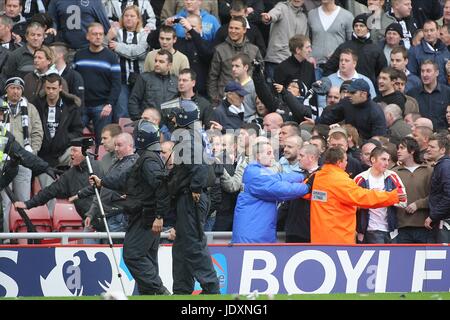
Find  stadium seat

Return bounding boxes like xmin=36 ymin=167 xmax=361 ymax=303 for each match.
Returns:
xmin=118 ymin=117 xmax=134 ymax=134
xmin=82 ymin=126 xmax=95 ymax=138
xmin=9 ymin=205 xmax=52 ymax=233
xmin=9 ymin=205 xmax=52 ymax=244
xmin=52 ymin=200 xmax=83 ymax=232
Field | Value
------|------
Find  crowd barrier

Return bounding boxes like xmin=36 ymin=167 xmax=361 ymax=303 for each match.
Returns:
xmin=0 ymin=242 xmax=448 ymax=297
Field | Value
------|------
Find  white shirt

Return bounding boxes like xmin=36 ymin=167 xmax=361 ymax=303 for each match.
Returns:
xmin=367 ymin=172 xmax=389 ymax=232
xmin=318 ymin=6 xmax=341 ymax=31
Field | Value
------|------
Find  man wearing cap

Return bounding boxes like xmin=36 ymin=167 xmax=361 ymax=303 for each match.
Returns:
xmin=210 ymin=80 xmax=249 ymax=132
xmin=387 ymin=0 xmax=418 ymax=50
xmin=323 ymin=13 xmax=387 ymax=87
xmin=1 ymin=76 xmax=43 ymax=223
xmin=379 ymin=22 xmax=403 ymax=62
xmin=0 ymin=100 xmax=57 ymax=234
xmin=318 ymin=78 xmax=387 ymax=140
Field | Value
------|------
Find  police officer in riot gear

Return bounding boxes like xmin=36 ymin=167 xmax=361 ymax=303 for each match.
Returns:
xmin=90 ymin=120 xmax=170 ymax=295
xmin=169 ymin=100 xmax=220 ymax=295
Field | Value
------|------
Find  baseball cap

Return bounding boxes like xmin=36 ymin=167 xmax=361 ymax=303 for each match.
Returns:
xmin=224 ymin=81 xmax=249 ymax=97
xmin=347 ymin=79 xmax=370 ymax=94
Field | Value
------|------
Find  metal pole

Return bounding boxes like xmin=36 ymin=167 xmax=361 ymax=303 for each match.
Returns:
xmin=84 ymin=153 xmax=127 ymax=296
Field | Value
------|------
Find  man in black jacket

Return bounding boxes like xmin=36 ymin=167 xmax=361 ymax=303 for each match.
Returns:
xmin=14 ymin=145 xmax=103 ymax=219
xmin=323 ymin=13 xmax=387 ymax=87
xmin=34 ymin=74 xmax=83 ymax=214
xmin=318 ymin=79 xmax=387 ymax=140
xmin=424 ymin=133 xmax=450 ymax=243
xmin=175 ymin=15 xmax=214 ymax=97
xmin=177 ymin=68 xmax=214 ymax=129
xmin=34 ymin=74 xmax=83 ymax=168
xmin=128 ymin=49 xmax=178 ymax=120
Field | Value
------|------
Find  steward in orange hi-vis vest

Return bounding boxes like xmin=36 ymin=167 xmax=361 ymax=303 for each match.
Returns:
xmin=308 ymin=147 xmax=403 ymax=244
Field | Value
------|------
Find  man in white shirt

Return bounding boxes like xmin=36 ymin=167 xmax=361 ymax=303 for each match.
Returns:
xmin=354 ymin=147 xmax=407 ymax=243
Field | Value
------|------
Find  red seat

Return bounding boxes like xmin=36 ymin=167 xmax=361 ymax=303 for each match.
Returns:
xmin=9 ymin=205 xmax=52 ymax=244
xmin=9 ymin=205 xmax=52 ymax=232
xmin=52 ymin=201 xmax=83 ymax=232
xmin=82 ymin=126 xmax=95 ymax=138
xmin=118 ymin=117 xmax=134 ymax=134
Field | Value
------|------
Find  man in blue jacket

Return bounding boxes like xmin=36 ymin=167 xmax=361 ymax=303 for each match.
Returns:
xmin=425 ymin=133 xmax=450 ymax=244
xmin=232 ymin=141 xmax=311 ymax=243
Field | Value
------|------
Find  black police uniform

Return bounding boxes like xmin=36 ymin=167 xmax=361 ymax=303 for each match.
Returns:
xmin=169 ymin=101 xmax=220 ymax=295
xmin=100 ymin=121 xmax=170 ymax=295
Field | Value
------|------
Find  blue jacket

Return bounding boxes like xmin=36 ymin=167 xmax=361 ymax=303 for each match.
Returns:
xmin=407 ymin=39 xmax=450 ymax=85
xmin=232 ymin=162 xmax=310 ymax=243
xmin=429 ymin=155 xmax=450 ymax=222
xmin=174 ymin=9 xmax=220 ymax=42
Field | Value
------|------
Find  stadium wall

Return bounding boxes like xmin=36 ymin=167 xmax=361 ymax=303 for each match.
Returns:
xmin=0 ymin=244 xmax=449 ymax=297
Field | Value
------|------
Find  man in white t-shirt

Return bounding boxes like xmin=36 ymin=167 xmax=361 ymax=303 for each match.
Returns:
xmin=354 ymin=146 xmax=407 ymax=243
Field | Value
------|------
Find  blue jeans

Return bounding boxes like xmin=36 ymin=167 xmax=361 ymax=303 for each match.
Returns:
xmin=364 ymin=230 xmax=391 ymax=244
xmin=82 ymin=104 xmax=113 ymax=145
xmin=83 ymin=213 xmax=128 ymax=244
xmin=115 ymin=84 xmax=130 ymax=122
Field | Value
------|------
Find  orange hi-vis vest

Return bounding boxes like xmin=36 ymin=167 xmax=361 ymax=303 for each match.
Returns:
xmin=309 ymin=164 xmax=400 ymax=244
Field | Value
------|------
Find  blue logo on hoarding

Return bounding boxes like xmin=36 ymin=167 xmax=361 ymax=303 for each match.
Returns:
xmin=193 ymin=253 xmax=228 ymax=294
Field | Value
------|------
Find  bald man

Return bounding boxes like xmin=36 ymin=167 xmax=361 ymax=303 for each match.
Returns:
xmin=412 ymin=117 xmax=434 ymax=134
xmin=84 ymin=132 xmax=139 ymax=243
xmin=263 ymin=112 xmax=283 ymax=132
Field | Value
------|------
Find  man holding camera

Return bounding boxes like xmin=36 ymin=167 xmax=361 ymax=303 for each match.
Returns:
xmin=90 ymin=121 xmax=171 ymax=295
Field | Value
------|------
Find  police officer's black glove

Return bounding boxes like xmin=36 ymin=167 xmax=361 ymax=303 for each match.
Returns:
xmin=46 ymin=167 xmax=64 ymax=180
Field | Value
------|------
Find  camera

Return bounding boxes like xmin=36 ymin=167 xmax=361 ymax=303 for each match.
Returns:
xmin=70 ymin=136 xmax=94 ymax=149
xmin=173 ymin=17 xmax=181 ymax=23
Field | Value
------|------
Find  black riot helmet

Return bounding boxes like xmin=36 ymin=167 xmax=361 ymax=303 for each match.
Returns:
xmin=173 ymin=99 xmax=200 ymax=127
xmin=134 ymin=119 xmax=160 ymax=150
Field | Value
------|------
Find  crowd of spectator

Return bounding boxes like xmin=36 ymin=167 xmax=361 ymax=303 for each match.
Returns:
xmin=0 ymin=0 xmax=449 ymax=246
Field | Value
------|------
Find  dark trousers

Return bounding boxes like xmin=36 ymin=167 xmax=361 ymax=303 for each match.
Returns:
xmin=172 ymin=192 xmax=220 ymax=295
xmin=395 ymin=227 xmax=434 ymax=244
xmin=286 ymin=235 xmax=310 ymax=243
xmin=123 ymin=214 xmax=166 ymax=295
